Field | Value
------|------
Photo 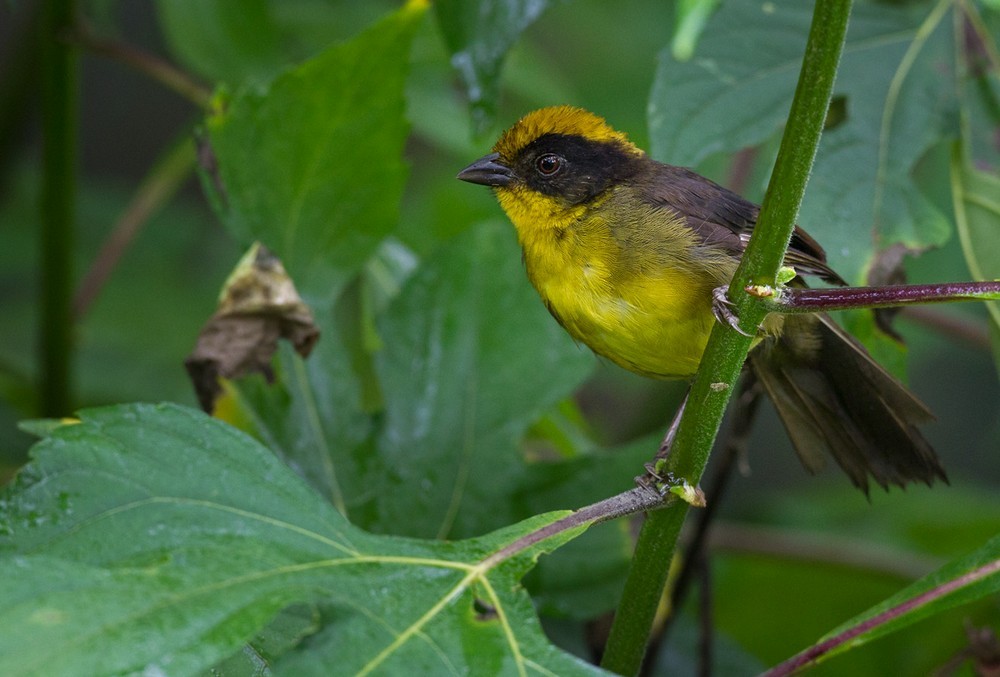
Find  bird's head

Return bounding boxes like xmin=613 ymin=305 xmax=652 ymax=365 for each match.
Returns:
xmin=457 ymin=106 xmax=646 ymax=231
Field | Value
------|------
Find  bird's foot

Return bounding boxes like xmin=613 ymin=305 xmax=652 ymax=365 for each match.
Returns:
xmin=711 ymin=286 xmax=755 ymax=337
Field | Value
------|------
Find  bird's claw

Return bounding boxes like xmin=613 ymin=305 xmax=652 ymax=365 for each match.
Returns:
xmin=711 ymin=286 xmax=755 ymax=337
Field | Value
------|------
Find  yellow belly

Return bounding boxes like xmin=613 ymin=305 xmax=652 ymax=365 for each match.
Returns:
xmin=538 ymin=266 xmax=717 ymax=378
xmin=518 ymin=225 xmax=723 ymax=379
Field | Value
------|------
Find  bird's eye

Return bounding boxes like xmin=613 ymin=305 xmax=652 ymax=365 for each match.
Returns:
xmin=535 ymin=153 xmax=562 ymax=176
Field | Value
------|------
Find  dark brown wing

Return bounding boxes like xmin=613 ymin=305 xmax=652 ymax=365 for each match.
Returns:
xmin=639 ymin=162 xmax=847 ymax=285
xmin=784 ymin=228 xmax=847 ymax=286
xmin=750 ymin=312 xmax=945 ymax=492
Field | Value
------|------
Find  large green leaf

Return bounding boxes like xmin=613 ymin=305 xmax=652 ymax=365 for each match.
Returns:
xmin=649 ymin=0 xmax=957 ymax=283
xmin=0 ymin=403 xmax=606 ymax=676
xmin=205 ymin=3 xmax=424 ymax=302
xmin=707 ymin=484 xmax=1000 ymax=673
xmin=768 ymin=533 xmax=1000 ymax=672
xmin=370 ymin=220 xmax=595 ymax=539
xmin=434 ymin=0 xmax=551 ymax=135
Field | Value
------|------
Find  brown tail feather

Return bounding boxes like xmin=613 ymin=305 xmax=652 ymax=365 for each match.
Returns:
xmin=749 ymin=313 xmax=947 ymax=493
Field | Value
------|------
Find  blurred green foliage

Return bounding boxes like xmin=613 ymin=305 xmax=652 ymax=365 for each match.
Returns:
xmin=0 ymin=0 xmax=998 ymax=675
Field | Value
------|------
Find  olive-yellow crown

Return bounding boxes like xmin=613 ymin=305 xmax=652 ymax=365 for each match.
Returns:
xmin=492 ymin=106 xmax=643 ymax=162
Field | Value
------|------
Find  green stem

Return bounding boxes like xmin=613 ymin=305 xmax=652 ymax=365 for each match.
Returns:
xmin=39 ymin=0 xmax=78 ymax=416
xmin=600 ymin=0 xmax=853 ymax=673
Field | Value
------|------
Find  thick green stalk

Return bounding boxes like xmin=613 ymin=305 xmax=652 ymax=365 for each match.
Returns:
xmin=600 ymin=0 xmax=853 ymax=673
xmin=39 ymin=0 xmax=78 ymax=416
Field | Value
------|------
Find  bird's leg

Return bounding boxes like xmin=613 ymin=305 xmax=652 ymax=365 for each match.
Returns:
xmin=656 ymin=391 xmax=687 ymax=459
xmin=636 ymin=391 xmax=689 ymax=488
xmin=636 ymin=391 xmax=706 ymax=505
xmin=713 ymin=267 xmax=800 ymax=336
xmin=711 ymin=286 xmax=755 ymax=337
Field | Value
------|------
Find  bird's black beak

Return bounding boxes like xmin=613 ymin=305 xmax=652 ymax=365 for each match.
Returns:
xmin=457 ymin=152 xmax=516 ymax=187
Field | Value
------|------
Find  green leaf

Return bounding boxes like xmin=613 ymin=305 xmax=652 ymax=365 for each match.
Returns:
xmin=224 ymin=329 xmax=373 ymax=522
xmin=650 ymin=0 xmax=958 ymax=282
xmin=205 ymin=3 xmax=425 ymax=302
xmin=156 ymin=0 xmax=397 ymax=86
xmin=370 ymin=220 xmax=595 ymax=538
xmin=778 ymin=533 xmax=1000 ymax=670
xmin=0 ymin=403 xmax=605 ymax=676
xmin=708 ymin=485 xmax=1000 ymax=671
xmin=952 ymin=148 xmax=1000 ymax=333
xmin=209 ymin=604 xmax=320 ymax=675
xmin=434 ymin=0 xmax=551 ymax=135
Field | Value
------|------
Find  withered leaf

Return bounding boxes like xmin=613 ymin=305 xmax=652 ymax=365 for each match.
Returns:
xmin=186 ymin=243 xmax=319 ymax=413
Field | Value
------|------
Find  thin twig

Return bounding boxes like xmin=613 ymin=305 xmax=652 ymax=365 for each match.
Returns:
xmin=900 ymin=306 xmax=992 ymax=352
xmin=708 ymin=523 xmax=943 ymax=581
xmin=73 ymin=137 xmax=196 ymax=318
xmin=66 ymin=19 xmax=212 ymax=109
xmin=480 ymin=486 xmax=671 ymax=570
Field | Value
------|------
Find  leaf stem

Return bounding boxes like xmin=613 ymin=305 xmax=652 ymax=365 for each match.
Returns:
xmin=39 ymin=0 xmax=78 ymax=416
xmin=761 ymin=556 xmax=1000 ymax=676
xmin=601 ymin=0 xmax=853 ymax=673
xmin=757 ymin=280 xmax=1000 ymax=314
xmin=481 ymin=486 xmax=671 ymax=570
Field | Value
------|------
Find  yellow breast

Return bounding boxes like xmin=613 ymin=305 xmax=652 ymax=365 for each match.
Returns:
xmin=497 ymin=186 xmax=727 ymax=379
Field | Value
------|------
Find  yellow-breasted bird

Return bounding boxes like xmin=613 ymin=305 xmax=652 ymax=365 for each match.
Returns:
xmin=458 ymin=105 xmax=946 ymax=492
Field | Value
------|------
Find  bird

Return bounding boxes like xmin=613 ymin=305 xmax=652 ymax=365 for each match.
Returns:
xmin=457 ymin=105 xmax=946 ymax=492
